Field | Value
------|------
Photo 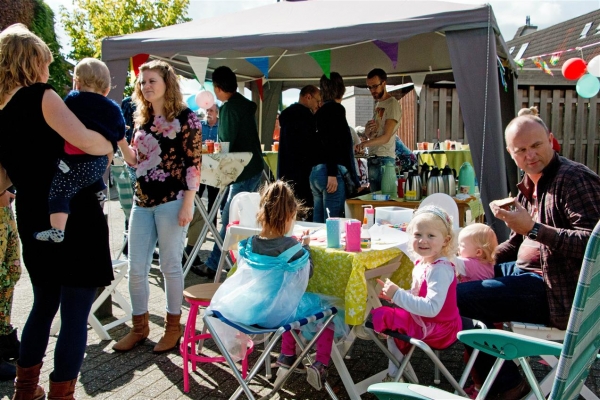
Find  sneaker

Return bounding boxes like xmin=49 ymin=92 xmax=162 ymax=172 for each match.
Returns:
xmin=306 ymin=361 xmax=328 ymax=391
xmin=382 ymin=373 xmax=397 ymax=383
xmin=190 ymin=262 xmax=216 ymax=279
xmin=275 ymin=354 xmax=306 ymax=374
xmin=96 ymin=191 xmax=107 ymax=202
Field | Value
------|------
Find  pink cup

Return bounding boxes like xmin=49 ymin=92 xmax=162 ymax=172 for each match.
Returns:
xmin=344 ymin=220 xmax=362 ymax=252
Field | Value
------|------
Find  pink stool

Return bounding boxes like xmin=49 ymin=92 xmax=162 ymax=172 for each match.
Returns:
xmin=180 ymin=283 xmax=254 ymax=392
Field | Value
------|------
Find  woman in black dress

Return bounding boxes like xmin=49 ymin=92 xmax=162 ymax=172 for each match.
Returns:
xmin=0 ymin=24 xmax=114 ymax=399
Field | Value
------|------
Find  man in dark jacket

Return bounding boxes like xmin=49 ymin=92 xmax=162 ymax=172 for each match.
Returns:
xmin=278 ymin=85 xmax=321 ymax=221
xmin=192 ymin=66 xmax=264 ymax=278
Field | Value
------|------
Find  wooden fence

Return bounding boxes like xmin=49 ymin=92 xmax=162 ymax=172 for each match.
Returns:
xmin=399 ymin=85 xmax=600 ymax=174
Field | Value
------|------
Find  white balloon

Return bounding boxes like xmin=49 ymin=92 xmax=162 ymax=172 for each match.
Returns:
xmin=588 ymin=55 xmax=600 ymax=78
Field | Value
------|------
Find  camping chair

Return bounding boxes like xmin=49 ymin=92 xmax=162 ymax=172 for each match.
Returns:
xmin=363 ymin=319 xmax=485 ymax=397
xmin=367 ymin=218 xmax=600 ymax=400
xmin=110 ymin=159 xmax=135 ymax=260
xmin=203 ymin=307 xmax=338 ymax=400
xmin=50 ymin=260 xmax=132 ymax=340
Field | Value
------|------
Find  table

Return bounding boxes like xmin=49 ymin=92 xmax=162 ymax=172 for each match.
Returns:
xmin=414 ymin=149 xmax=473 ymax=173
xmin=183 ymin=152 xmax=252 ymax=278
xmin=345 ymin=193 xmax=483 ymax=227
xmin=295 ymin=222 xmax=414 ymax=399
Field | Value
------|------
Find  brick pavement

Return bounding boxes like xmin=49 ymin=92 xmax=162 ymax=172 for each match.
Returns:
xmin=0 ymin=196 xmax=598 ymax=399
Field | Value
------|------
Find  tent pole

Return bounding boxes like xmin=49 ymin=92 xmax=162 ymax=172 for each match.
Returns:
xmin=259 ymin=95 xmax=263 ymax=141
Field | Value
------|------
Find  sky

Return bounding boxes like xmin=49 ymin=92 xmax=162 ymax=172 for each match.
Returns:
xmin=44 ymin=0 xmax=600 ymax=102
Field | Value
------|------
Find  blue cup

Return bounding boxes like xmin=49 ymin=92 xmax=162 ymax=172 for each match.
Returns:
xmin=326 ymin=218 xmax=341 ymax=248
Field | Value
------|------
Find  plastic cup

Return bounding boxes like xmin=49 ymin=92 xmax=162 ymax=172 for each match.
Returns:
xmin=326 ymin=218 xmax=341 ymax=248
xmin=273 ymin=141 xmax=279 ymax=151
xmin=220 ymin=142 xmax=230 ymax=153
xmin=214 ymin=142 xmax=221 ymax=153
xmin=206 ymin=140 xmax=214 ymax=153
xmin=261 ymin=144 xmax=265 ymax=152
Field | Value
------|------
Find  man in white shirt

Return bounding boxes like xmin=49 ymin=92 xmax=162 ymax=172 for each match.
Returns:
xmin=355 ymin=68 xmax=401 ymax=192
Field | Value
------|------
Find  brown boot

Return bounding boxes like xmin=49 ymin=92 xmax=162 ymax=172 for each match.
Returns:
xmin=153 ymin=312 xmax=182 ymax=353
xmin=12 ymin=362 xmax=45 ymax=400
xmin=48 ymin=377 xmax=76 ymax=400
xmin=112 ymin=312 xmax=149 ymax=352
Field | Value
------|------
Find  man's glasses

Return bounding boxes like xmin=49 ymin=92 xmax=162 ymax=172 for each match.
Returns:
xmin=367 ymin=82 xmax=384 ymax=91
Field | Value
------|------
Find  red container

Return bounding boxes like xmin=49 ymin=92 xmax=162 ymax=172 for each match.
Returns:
xmin=397 ymin=177 xmax=405 ymax=199
xmin=206 ymin=140 xmax=214 ymax=153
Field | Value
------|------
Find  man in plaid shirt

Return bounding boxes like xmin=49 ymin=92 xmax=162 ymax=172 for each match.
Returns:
xmin=457 ymin=114 xmax=600 ymax=399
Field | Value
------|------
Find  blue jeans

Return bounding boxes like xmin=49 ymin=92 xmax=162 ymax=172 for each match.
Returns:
xmin=310 ymin=164 xmax=345 ymax=223
xmin=128 ymin=198 xmax=189 ymax=315
xmin=19 ymin=285 xmax=96 ymax=381
xmin=205 ymin=172 xmax=263 ymax=271
xmin=367 ymin=156 xmax=395 ymax=192
xmin=458 ymin=262 xmax=549 ymax=393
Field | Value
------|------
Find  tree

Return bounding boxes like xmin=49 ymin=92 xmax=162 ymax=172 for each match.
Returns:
xmin=60 ymin=0 xmax=190 ymax=60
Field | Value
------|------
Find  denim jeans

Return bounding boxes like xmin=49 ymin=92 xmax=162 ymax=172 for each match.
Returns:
xmin=19 ymin=285 xmax=97 ymax=381
xmin=458 ymin=261 xmax=549 ymax=394
xmin=204 ymin=172 xmax=263 ymax=271
xmin=367 ymin=156 xmax=395 ymax=192
xmin=128 ymin=198 xmax=189 ymax=315
xmin=309 ymin=164 xmax=345 ymax=223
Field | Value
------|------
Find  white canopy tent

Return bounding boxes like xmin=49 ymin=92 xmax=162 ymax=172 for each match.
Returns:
xmin=102 ymin=0 xmax=518 ymax=240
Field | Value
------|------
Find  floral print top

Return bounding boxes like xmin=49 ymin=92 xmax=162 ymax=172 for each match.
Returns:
xmin=131 ymin=108 xmax=202 ymax=207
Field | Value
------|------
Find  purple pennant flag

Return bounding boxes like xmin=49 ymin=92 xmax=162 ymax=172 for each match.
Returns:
xmin=246 ymin=57 xmax=270 ymax=79
xmin=373 ymin=40 xmax=398 ymax=69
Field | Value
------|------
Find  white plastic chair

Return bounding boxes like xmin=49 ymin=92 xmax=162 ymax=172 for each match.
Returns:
xmin=215 ymin=192 xmax=261 ymax=275
xmin=419 ymin=193 xmax=460 ymax=231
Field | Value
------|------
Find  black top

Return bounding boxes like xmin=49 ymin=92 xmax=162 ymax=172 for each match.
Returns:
xmin=0 ymin=83 xmax=113 ymax=287
xmin=277 ymin=102 xmax=315 ymax=207
xmin=312 ymin=101 xmax=358 ymax=183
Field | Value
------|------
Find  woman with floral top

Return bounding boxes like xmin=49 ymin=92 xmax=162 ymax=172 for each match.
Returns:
xmin=115 ymin=60 xmax=202 ymax=353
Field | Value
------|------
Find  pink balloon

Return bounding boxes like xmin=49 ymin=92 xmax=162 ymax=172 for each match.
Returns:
xmin=195 ymin=91 xmax=215 ymax=110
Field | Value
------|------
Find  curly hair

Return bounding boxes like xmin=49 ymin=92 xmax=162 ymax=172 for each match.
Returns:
xmin=256 ymin=180 xmax=304 ymax=236
xmin=0 ymin=23 xmax=53 ymax=101
xmin=406 ymin=208 xmax=457 ymax=260
xmin=132 ymin=60 xmax=186 ymax=127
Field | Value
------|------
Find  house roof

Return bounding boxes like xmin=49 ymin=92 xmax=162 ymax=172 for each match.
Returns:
xmin=506 ymin=9 xmax=600 ymax=86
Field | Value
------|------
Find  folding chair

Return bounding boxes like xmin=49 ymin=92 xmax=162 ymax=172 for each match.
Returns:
xmin=51 ymin=260 xmax=131 ymax=340
xmin=109 ymin=160 xmax=134 ymax=260
xmin=363 ymin=319 xmax=484 ymax=397
xmin=203 ymin=307 xmax=338 ymax=400
xmin=367 ymin=218 xmax=600 ymax=400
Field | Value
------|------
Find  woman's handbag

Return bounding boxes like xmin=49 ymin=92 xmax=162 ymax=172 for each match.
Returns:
xmin=339 ymin=166 xmax=358 ymax=199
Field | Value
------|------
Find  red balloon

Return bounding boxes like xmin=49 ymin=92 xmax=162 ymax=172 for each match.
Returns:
xmin=562 ymin=58 xmax=587 ymax=80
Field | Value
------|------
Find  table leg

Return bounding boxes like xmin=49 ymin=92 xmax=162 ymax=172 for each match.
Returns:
xmin=183 ymin=189 xmax=227 ymax=278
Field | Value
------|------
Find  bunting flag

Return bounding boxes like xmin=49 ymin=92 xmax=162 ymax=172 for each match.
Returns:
xmin=549 ymin=52 xmax=561 ymax=66
xmin=532 ymin=56 xmax=553 ymax=76
xmin=497 ymin=56 xmax=507 ymax=92
xmin=410 ymin=73 xmax=426 ymax=98
xmin=373 ymin=40 xmax=398 ymax=68
xmin=308 ymin=50 xmax=331 ymax=78
xmin=129 ymin=53 xmax=149 ymax=85
xmin=187 ymin=56 xmax=209 ymax=82
xmin=246 ymin=57 xmax=270 ymax=79
xmin=514 ymin=58 xmax=524 ymax=70
xmin=256 ymin=78 xmax=264 ymax=101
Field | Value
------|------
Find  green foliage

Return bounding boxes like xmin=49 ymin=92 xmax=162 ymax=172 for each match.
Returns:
xmin=31 ymin=0 xmax=71 ymax=97
xmin=60 ymin=0 xmax=191 ymax=60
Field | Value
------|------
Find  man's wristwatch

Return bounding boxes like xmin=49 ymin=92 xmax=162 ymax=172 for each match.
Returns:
xmin=527 ymin=222 xmax=541 ymax=240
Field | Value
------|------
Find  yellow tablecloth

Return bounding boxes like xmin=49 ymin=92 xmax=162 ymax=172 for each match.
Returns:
xmin=415 ymin=150 xmax=473 ymax=173
xmin=306 ymin=246 xmax=413 ymax=325
xmin=262 ymin=151 xmax=278 ymax=177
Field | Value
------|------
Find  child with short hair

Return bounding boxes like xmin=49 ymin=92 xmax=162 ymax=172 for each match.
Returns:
xmin=208 ymin=180 xmax=343 ymax=391
xmin=455 ymin=223 xmax=498 ymax=283
xmin=35 ymin=58 xmax=125 ymax=242
xmin=372 ymin=205 xmax=461 ymax=382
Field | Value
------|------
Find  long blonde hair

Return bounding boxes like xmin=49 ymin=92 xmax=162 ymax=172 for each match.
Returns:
xmin=0 ymin=23 xmax=53 ymax=101
xmin=132 ymin=60 xmax=186 ymax=127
